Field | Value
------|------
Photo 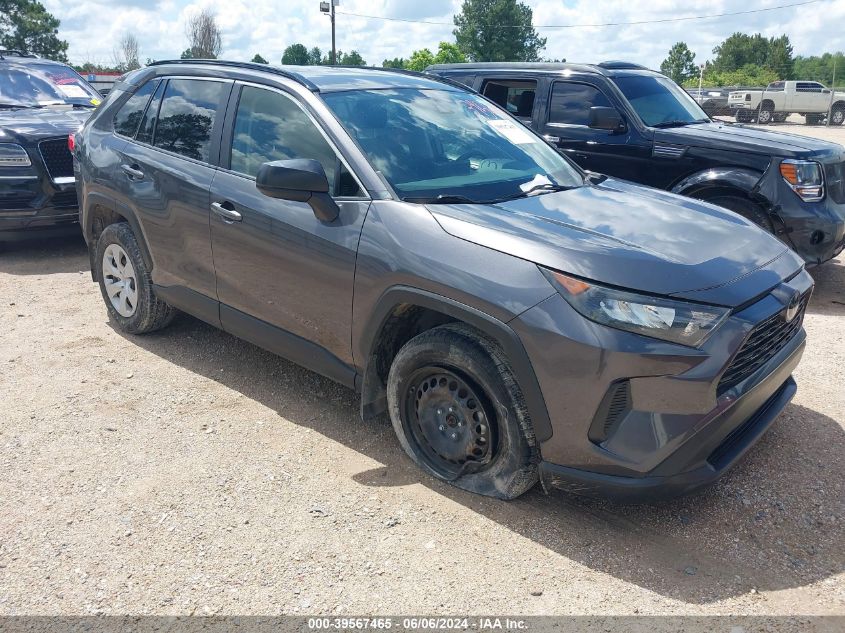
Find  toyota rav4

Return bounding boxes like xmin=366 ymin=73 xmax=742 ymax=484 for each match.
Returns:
xmin=74 ymin=61 xmax=813 ymax=501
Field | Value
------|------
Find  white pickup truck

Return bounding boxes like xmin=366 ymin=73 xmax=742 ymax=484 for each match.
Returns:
xmin=728 ymin=80 xmax=845 ymax=125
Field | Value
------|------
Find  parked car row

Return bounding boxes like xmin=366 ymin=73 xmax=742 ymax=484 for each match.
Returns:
xmin=2 ymin=54 xmax=841 ymax=501
xmin=63 ymin=59 xmax=823 ymax=502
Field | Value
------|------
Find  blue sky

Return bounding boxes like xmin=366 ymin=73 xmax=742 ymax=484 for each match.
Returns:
xmin=46 ymin=0 xmax=845 ymax=70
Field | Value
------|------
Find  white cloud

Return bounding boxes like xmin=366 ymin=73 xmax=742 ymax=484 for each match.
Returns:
xmin=46 ymin=0 xmax=845 ymax=70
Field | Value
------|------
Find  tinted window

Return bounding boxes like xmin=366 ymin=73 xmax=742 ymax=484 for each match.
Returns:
xmin=549 ymin=82 xmax=612 ymax=125
xmin=230 ymin=85 xmax=361 ymax=196
xmin=767 ymin=81 xmax=785 ymax=92
xmin=611 ymin=75 xmax=707 ymax=127
xmin=153 ymin=79 xmax=226 ymax=162
xmin=482 ymin=80 xmax=536 ymax=118
xmin=442 ymin=73 xmax=475 ymax=88
xmin=114 ymin=80 xmax=158 ymax=138
xmin=797 ymin=82 xmax=823 ymax=92
xmin=136 ymin=80 xmax=166 ymax=144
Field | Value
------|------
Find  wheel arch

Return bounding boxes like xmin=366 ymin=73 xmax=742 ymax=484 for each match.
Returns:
xmin=358 ymin=286 xmax=553 ymax=443
xmin=671 ymin=167 xmax=765 ymax=200
xmin=83 ymin=193 xmax=153 ymax=281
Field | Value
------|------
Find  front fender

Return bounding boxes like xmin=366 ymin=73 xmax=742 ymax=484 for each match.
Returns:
xmin=358 ymin=285 xmax=554 ymax=443
xmin=671 ymin=166 xmax=765 ymax=199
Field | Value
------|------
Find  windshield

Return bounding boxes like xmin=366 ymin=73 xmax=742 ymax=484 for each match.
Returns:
xmin=0 ymin=64 xmax=100 ymax=108
xmin=611 ymin=75 xmax=708 ymax=127
xmin=321 ymin=88 xmax=583 ymax=202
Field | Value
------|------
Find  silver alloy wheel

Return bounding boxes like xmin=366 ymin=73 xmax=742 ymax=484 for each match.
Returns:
xmin=102 ymin=243 xmax=139 ymax=318
xmin=833 ymin=109 xmax=845 ymax=125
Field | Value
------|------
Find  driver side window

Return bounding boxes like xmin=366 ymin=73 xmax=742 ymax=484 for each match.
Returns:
xmin=229 ymin=85 xmax=362 ymax=196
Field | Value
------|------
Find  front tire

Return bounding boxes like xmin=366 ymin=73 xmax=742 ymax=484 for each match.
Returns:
xmin=831 ymin=107 xmax=845 ymax=126
xmin=386 ymin=323 xmax=539 ymax=499
xmin=693 ymin=188 xmax=774 ymax=233
xmin=95 ymin=222 xmax=176 ymax=334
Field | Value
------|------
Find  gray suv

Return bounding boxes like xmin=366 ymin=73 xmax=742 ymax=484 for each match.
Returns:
xmin=74 ymin=61 xmax=813 ymax=501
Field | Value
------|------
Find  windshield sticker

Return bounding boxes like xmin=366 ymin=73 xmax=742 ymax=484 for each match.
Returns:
xmin=57 ymin=84 xmax=89 ymax=99
xmin=487 ymin=119 xmax=537 ymax=144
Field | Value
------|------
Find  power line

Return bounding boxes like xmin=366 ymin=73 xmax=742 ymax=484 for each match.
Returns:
xmin=337 ymin=0 xmax=825 ymax=29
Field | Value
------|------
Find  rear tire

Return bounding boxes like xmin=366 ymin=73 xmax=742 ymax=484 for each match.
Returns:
xmin=386 ymin=323 xmax=539 ymax=500
xmin=757 ymin=104 xmax=773 ymax=124
xmin=95 ymin=222 xmax=176 ymax=334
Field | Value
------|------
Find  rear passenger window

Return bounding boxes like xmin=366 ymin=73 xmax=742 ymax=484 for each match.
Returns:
xmin=113 ymin=80 xmax=158 ymax=138
xmin=549 ymin=82 xmax=612 ymax=125
xmin=153 ymin=79 xmax=227 ymax=163
xmin=229 ymin=85 xmax=363 ymax=197
xmin=482 ymin=80 xmax=537 ymax=119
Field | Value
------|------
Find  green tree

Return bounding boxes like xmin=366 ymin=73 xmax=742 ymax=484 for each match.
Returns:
xmin=308 ymin=47 xmax=322 ymax=65
xmin=767 ymin=35 xmax=794 ymax=79
xmin=453 ymin=0 xmax=545 ymax=62
xmin=338 ymin=50 xmax=366 ymax=66
xmin=180 ymin=48 xmax=194 ymax=59
xmin=660 ymin=42 xmax=697 ymax=84
xmin=282 ymin=43 xmax=310 ymax=65
xmin=251 ymin=53 xmax=268 ymax=64
xmin=0 ymin=0 xmax=69 ymax=61
xmin=794 ymin=51 xmax=845 ymax=88
xmin=433 ymin=41 xmax=466 ymax=65
xmin=382 ymin=57 xmax=406 ymax=69
xmin=406 ymin=48 xmax=435 ymax=72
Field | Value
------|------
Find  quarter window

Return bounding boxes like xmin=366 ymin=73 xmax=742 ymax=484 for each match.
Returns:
xmin=229 ymin=85 xmax=362 ymax=196
xmin=113 ymin=80 xmax=159 ymax=138
xmin=549 ymin=82 xmax=612 ymax=125
xmin=153 ymin=79 xmax=227 ymax=163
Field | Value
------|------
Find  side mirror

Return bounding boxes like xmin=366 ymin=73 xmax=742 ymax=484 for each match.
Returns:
xmin=256 ymin=159 xmax=339 ymax=222
xmin=588 ymin=106 xmax=626 ymax=132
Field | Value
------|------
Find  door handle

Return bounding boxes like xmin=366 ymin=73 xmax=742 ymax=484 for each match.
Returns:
xmin=211 ymin=201 xmax=242 ymax=223
xmin=120 ymin=164 xmax=144 ymax=180
xmin=543 ymin=134 xmax=561 ymax=143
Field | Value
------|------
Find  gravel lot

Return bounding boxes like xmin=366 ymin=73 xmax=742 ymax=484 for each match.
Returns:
xmin=1 ymin=125 xmax=844 ymax=618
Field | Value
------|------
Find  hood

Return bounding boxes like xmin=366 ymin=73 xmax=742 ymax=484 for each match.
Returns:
xmin=428 ymin=178 xmax=804 ymax=307
xmin=655 ymin=121 xmax=843 ymax=160
xmin=0 ymin=107 xmax=92 ymax=143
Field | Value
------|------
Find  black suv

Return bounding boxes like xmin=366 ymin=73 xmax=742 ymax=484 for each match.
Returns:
xmin=0 ymin=50 xmax=99 ymax=240
xmin=74 ymin=61 xmax=812 ymax=501
xmin=427 ymin=62 xmax=845 ymax=265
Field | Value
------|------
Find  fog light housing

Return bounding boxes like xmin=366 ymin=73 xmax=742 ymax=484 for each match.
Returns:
xmin=780 ymin=159 xmax=824 ymax=201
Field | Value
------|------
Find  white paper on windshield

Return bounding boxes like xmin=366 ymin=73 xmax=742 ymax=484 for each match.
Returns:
xmin=520 ymin=174 xmax=553 ymax=192
xmin=57 ymin=84 xmax=89 ymax=98
xmin=488 ymin=119 xmax=537 ymax=144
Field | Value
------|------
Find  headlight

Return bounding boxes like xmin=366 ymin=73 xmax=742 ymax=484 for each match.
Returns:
xmin=543 ymin=269 xmax=730 ymax=347
xmin=780 ymin=159 xmax=824 ymax=201
xmin=0 ymin=143 xmax=32 ymax=167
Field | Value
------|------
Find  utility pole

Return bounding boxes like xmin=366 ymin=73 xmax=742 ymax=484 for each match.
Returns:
xmin=827 ymin=58 xmax=837 ymax=127
xmin=698 ymin=62 xmax=706 ymax=97
xmin=320 ymin=0 xmax=338 ymax=65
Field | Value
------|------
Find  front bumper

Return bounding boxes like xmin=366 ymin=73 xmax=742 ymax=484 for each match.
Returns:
xmin=511 ymin=269 xmax=813 ymax=502
xmin=0 ymin=175 xmax=79 ymax=240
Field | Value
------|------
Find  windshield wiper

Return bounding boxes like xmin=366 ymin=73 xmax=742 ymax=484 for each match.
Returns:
xmin=486 ymin=183 xmax=572 ymax=203
xmin=402 ymin=194 xmax=480 ymax=204
xmin=652 ymin=118 xmax=709 ymax=128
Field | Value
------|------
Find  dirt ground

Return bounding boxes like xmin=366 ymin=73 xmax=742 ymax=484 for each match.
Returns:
xmin=1 ymin=127 xmax=844 ymax=617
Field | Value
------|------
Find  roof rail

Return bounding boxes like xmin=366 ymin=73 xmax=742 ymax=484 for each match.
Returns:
xmin=0 ymin=49 xmax=39 ymax=59
xmin=363 ymin=66 xmax=478 ymax=93
xmin=146 ymin=59 xmax=320 ymax=91
xmin=597 ymin=60 xmax=649 ymax=71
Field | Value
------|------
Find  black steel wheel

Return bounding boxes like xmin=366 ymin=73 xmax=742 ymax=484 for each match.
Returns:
xmin=401 ymin=367 xmax=496 ymax=479
xmin=387 ymin=323 xmax=539 ymax=499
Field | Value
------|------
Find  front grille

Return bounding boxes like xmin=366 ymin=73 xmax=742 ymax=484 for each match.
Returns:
xmin=38 ymin=138 xmax=73 ymax=180
xmin=825 ymin=161 xmax=845 ymax=204
xmin=718 ymin=295 xmax=808 ymax=394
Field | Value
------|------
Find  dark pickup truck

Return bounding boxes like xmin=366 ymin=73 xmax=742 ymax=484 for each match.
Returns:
xmin=427 ymin=62 xmax=845 ymax=265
